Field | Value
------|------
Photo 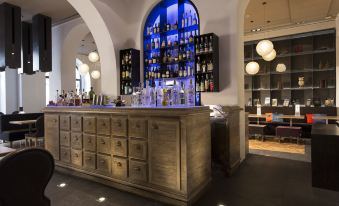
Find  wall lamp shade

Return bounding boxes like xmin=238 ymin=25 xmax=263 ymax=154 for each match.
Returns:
xmin=91 ymin=70 xmax=101 ymax=79
xmin=276 ymin=63 xmax=287 ymax=72
xmin=88 ymin=51 xmax=100 ymax=63
xmin=79 ymin=63 xmax=89 ymax=75
xmin=263 ymin=49 xmax=276 ymax=61
xmin=256 ymin=40 xmax=274 ymax=56
xmin=246 ymin=61 xmax=260 ymax=75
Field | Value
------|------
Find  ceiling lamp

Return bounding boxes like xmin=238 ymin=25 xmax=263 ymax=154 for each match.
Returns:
xmin=263 ymin=49 xmax=276 ymax=61
xmin=256 ymin=40 xmax=274 ymax=57
xmin=88 ymin=51 xmax=100 ymax=63
xmin=246 ymin=61 xmax=260 ymax=75
xmin=79 ymin=63 xmax=89 ymax=75
xmin=91 ymin=70 xmax=101 ymax=79
xmin=276 ymin=63 xmax=287 ymax=73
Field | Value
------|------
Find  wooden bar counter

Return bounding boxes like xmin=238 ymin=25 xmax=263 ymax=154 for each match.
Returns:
xmin=43 ymin=106 xmax=211 ymax=206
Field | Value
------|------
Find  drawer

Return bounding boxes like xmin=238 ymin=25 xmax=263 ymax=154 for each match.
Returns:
xmin=97 ymin=136 xmax=111 ymax=155
xmin=97 ymin=116 xmax=111 ymax=136
xmin=83 ymin=134 xmax=96 ymax=152
xmin=45 ymin=115 xmax=59 ymax=129
xmin=129 ymin=160 xmax=147 ymax=183
xmin=71 ymin=132 xmax=83 ymax=149
xmin=60 ymin=115 xmax=70 ymax=131
xmin=112 ymin=157 xmax=128 ymax=180
xmin=45 ymin=129 xmax=60 ymax=160
xmin=111 ymin=117 xmax=127 ymax=137
xmin=129 ymin=118 xmax=147 ymax=138
xmin=112 ymin=138 xmax=127 ymax=157
xmin=84 ymin=152 xmax=96 ymax=170
xmin=97 ymin=154 xmax=111 ymax=174
xmin=71 ymin=149 xmax=83 ymax=167
xmin=71 ymin=115 xmax=82 ymax=132
xmin=60 ymin=131 xmax=70 ymax=147
xmin=60 ymin=147 xmax=71 ymax=163
xmin=83 ymin=116 xmax=96 ymax=134
xmin=129 ymin=139 xmax=147 ymax=160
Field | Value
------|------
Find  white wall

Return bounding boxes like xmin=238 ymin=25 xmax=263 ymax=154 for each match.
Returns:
xmin=4 ymin=68 xmax=19 ymax=114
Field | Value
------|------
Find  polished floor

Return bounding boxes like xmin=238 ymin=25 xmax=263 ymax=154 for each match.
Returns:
xmin=46 ymin=155 xmax=339 ymax=206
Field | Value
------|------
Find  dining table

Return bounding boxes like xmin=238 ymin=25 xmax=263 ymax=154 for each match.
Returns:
xmin=248 ymin=114 xmax=267 ymax=125
xmin=278 ymin=115 xmax=305 ymax=126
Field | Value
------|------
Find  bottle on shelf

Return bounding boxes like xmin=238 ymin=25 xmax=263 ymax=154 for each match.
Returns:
xmin=200 ymin=75 xmax=205 ymax=92
xmin=207 ymin=60 xmax=213 ymax=72
xmin=209 ymin=35 xmax=213 ymax=52
xmin=202 ymin=60 xmax=207 ymax=73
xmin=187 ymin=79 xmax=195 ymax=106
xmin=180 ymin=33 xmax=185 ymax=45
xmin=193 ymin=13 xmax=198 ymax=25
xmin=209 ymin=74 xmax=214 ymax=92
xmin=200 ymin=37 xmax=204 ymax=53
xmin=189 ymin=32 xmax=194 ymax=43
xmin=151 ymin=39 xmax=155 ymax=49
xmin=184 ymin=12 xmax=188 ymax=27
xmin=179 ymin=81 xmax=186 ymax=105
xmin=182 ymin=13 xmax=186 ymax=28
xmin=196 ymin=57 xmax=201 ymax=73
xmin=125 ymin=66 xmax=130 ymax=79
xmin=196 ymin=76 xmax=200 ymax=92
xmin=196 ymin=38 xmax=200 ymax=54
xmin=172 ymin=80 xmax=180 ymax=106
xmin=122 ymin=66 xmax=126 ymax=79
xmin=188 ymin=10 xmax=192 ymax=26
xmin=166 ymin=22 xmax=171 ymax=32
xmin=204 ymin=36 xmax=209 ymax=53
xmin=205 ymin=74 xmax=209 ymax=92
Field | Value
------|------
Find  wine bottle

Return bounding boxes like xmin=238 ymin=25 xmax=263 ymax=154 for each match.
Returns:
xmin=180 ymin=81 xmax=186 ymax=105
xmin=188 ymin=10 xmax=192 ymax=26
xmin=182 ymin=13 xmax=186 ymax=28
xmin=205 ymin=74 xmax=209 ymax=92
xmin=200 ymin=37 xmax=204 ymax=53
xmin=200 ymin=75 xmax=205 ymax=92
xmin=209 ymin=35 xmax=213 ymax=52
xmin=187 ymin=79 xmax=195 ymax=106
xmin=193 ymin=13 xmax=198 ymax=25
xmin=204 ymin=36 xmax=209 ymax=52
xmin=209 ymin=74 xmax=214 ymax=92
xmin=196 ymin=57 xmax=201 ymax=73
xmin=196 ymin=38 xmax=200 ymax=54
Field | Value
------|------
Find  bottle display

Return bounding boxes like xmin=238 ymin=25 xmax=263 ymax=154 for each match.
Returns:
xmin=120 ymin=49 xmax=140 ymax=95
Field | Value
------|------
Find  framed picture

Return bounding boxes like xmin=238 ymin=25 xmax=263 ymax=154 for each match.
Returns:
xmin=283 ymin=99 xmax=290 ymax=107
xmin=272 ymin=99 xmax=278 ymax=107
xmin=264 ymin=97 xmax=271 ymax=106
xmin=306 ymin=99 xmax=312 ymax=107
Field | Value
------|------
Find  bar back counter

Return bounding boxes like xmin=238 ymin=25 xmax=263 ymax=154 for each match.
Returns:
xmin=43 ymin=106 xmax=211 ymax=206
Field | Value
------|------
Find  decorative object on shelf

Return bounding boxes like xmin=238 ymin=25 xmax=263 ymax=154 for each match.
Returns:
xmin=276 ymin=63 xmax=286 ymax=72
xmin=112 ymin=96 xmax=126 ymax=107
xmin=247 ymin=98 xmax=253 ymax=106
xmin=79 ymin=63 xmax=89 ymax=75
xmin=91 ymin=70 xmax=101 ymax=79
xmin=324 ymin=98 xmax=335 ymax=107
xmin=264 ymin=97 xmax=271 ymax=106
xmin=306 ymin=99 xmax=312 ymax=107
xmin=298 ymin=76 xmax=305 ymax=88
xmin=313 ymin=98 xmax=321 ymax=107
xmin=283 ymin=99 xmax=290 ymax=107
xmin=320 ymin=80 xmax=327 ymax=88
xmin=262 ymin=49 xmax=276 ymax=61
xmin=120 ymin=49 xmax=140 ymax=95
xmin=272 ymin=99 xmax=278 ymax=107
xmin=88 ymin=51 xmax=100 ymax=63
xmin=245 ymin=61 xmax=260 ymax=75
xmin=256 ymin=2 xmax=275 ymax=60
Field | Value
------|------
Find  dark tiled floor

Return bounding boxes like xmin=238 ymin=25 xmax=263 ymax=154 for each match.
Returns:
xmin=46 ymin=155 xmax=339 ymax=206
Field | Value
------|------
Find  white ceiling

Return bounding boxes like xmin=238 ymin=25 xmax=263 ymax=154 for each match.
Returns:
xmin=0 ymin=0 xmax=77 ymax=24
xmin=245 ymin=0 xmax=339 ymax=33
xmin=78 ymin=33 xmax=97 ymax=56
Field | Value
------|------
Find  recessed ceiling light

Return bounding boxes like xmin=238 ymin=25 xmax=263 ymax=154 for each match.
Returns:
xmin=96 ymin=197 xmax=106 ymax=203
xmin=57 ymin=183 xmax=67 ymax=188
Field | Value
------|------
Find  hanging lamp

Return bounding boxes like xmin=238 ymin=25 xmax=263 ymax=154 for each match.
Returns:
xmin=246 ymin=61 xmax=260 ymax=75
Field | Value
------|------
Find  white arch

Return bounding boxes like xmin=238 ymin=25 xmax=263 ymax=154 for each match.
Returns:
xmin=67 ymin=0 xmax=118 ymax=96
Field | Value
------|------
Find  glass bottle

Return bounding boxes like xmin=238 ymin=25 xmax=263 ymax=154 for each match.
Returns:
xmin=205 ymin=74 xmax=209 ymax=92
xmin=179 ymin=81 xmax=186 ymax=105
xmin=172 ymin=80 xmax=180 ymax=106
xmin=200 ymin=75 xmax=205 ymax=92
xmin=196 ymin=57 xmax=201 ymax=73
xmin=209 ymin=36 xmax=213 ymax=52
xmin=187 ymin=79 xmax=195 ymax=106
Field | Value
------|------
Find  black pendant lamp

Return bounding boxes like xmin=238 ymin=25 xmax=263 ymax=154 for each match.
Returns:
xmin=21 ymin=22 xmax=34 ymax=75
xmin=0 ymin=3 xmax=22 ymax=71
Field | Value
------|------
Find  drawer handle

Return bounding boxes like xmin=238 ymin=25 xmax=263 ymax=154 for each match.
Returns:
xmin=86 ymin=157 xmax=92 ymax=160
xmin=134 ymin=167 xmax=141 ymax=171
xmin=64 ymin=152 xmax=68 ymax=156
xmin=117 ymin=121 xmax=122 ymax=127
xmin=88 ymin=122 xmax=92 ymax=126
xmin=116 ymin=141 xmax=122 ymax=147
xmin=75 ymin=121 xmax=79 ymax=124
xmin=63 ymin=120 xmax=67 ymax=124
xmin=88 ymin=139 xmax=91 ymax=143
xmin=54 ymin=119 xmax=57 ymax=123
xmin=102 ymin=123 xmax=106 ymax=127
xmin=75 ymin=154 xmax=79 ymax=158
xmin=136 ymin=145 xmax=141 ymax=150
xmin=100 ymin=160 xmax=105 ymax=164
xmin=75 ymin=137 xmax=78 ymax=141
xmin=117 ymin=162 xmax=122 ymax=167
xmin=101 ymin=140 xmax=106 ymax=145
xmin=152 ymin=124 xmax=158 ymax=130
xmin=64 ymin=136 xmax=67 ymax=139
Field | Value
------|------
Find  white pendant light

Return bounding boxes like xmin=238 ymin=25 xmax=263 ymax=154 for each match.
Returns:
xmin=263 ymin=49 xmax=276 ymax=61
xmin=276 ymin=63 xmax=287 ymax=73
xmin=256 ymin=40 xmax=274 ymax=57
xmin=91 ymin=70 xmax=101 ymax=79
xmin=79 ymin=63 xmax=89 ymax=75
xmin=88 ymin=51 xmax=100 ymax=63
xmin=246 ymin=61 xmax=260 ymax=75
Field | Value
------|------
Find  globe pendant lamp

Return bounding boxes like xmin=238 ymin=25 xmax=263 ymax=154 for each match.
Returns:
xmin=263 ymin=49 xmax=276 ymax=61
xmin=246 ymin=61 xmax=260 ymax=75
xmin=91 ymin=70 xmax=101 ymax=79
xmin=79 ymin=63 xmax=89 ymax=75
xmin=88 ymin=51 xmax=100 ymax=63
xmin=276 ymin=63 xmax=287 ymax=73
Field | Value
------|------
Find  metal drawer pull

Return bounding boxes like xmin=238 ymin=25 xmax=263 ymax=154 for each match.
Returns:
xmin=88 ymin=122 xmax=92 ymax=125
xmin=152 ymin=124 xmax=158 ymax=130
xmin=75 ymin=121 xmax=79 ymax=124
xmin=86 ymin=157 xmax=92 ymax=160
xmin=75 ymin=137 xmax=78 ymax=141
xmin=116 ymin=141 xmax=122 ymax=147
xmin=54 ymin=119 xmax=57 ymax=123
xmin=134 ymin=167 xmax=141 ymax=171
xmin=117 ymin=162 xmax=122 ymax=167
xmin=117 ymin=121 xmax=122 ymax=127
xmin=100 ymin=160 xmax=105 ymax=164
xmin=101 ymin=140 xmax=106 ymax=144
xmin=136 ymin=145 xmax=141 ymax=150
xmin=75 ymin=154 xmax=79 ymax=158
xmin=102 ymin=123 xmax=106 ymax=127
xmin=64 ymin=136 xmax=67 ymax=139
xmin=63 ymin=120 xmax=67 ymax=124
xmin=64 ymin=152 xmax=68 ymax=156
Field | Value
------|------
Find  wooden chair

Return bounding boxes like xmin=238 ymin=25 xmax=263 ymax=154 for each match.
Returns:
xmin=25 ymin=116 xmax=44 ymax=147
xmin=0 ymin=148 xmax=54 ymax=206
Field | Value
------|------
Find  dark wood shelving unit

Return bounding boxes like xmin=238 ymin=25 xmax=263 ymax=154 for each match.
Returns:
xmin=120 ymin=48 xmax=140 ymax=95
xmin=244 ymin=29 xmax=336 ymax=107
xmin=194 ymin=33 xmax=219 ymax=92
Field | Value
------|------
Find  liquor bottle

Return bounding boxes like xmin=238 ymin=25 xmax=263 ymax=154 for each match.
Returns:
xmin=187 ymin=79 xmax=195 ymax=106
xmin=161 ymin=39 xmax=166 ymax=48
xmin=187 ymin=49 xmax=191 ymax=60
xmin=178 ymin=48 xmax=183 ymax=61
xmin=125 ymin=66 xmax=129 ymax=79
xmin=150 ymin=80 xmax=156 ymax=107
xmin=180 ymin=33 xmax=185 ymax=45
xmin=172 ymin=80 xmax=180 ymax=106
xmin=162 ymin=88 xmax=168 ymax=106
xmin=157 ymin=68 xmax=161 ymax=79
xmin=183 ymin=66 xmax=187 ymax=77
xmin=179 ymin=81 xmax=186 ymax=105
xmin=188 ymin=10 xmax=192 ymax=26
xmin=196 ymin=76 xmax=200 ymax=92
xmin=167 ymin=22 xmax=171 ymax=31
xmin=187 ymin=65 xmax=191 ymax=76
xmin=207 ymin=60 xmax=213 ymax=71
xmin=122 ymin=66 xmax=126 ymax=79
xmin=124 ymin=83 xmax=128 ymax=95
xmin=193 ymin=13 xmax=198 ymax=25
xmin=202 ymin=60 xmax=207 ymax=73
xmin=179 ymin=67 xmax=183 ymax=77
xmin=200 ymin=37 xmax=204 ymax=53
xmin=89 ymin=87 xmax=95 ymax=101
xmin=153 ymin=24 xmax=157 ymax=34
xmin=209 ymin=74 xmax=214 ymax=92
xmin=166 ymin=67 xmax=170 ymax=78
xmin=184 ymin=12 xmax=188 ymax=27
xmin=209 ymin=35 xmax=213 ymax=52
xmin=200 ymin=75 xmax=205 ymax=92
xmin=174 ymin=21 xmax=178 ymax=30
xmin=145 ymin=68 xmax=149 ymax=80
xmin=151 ymin=39 xmax=155 ymax=49
xmin=182 ymin=47 xmax=187 ymax=60
xmin=189 ymin=32 xmax=194 ymax=43
xmin=205 ymin=74 xmax=209 ymax=92
xmin=174 ymin=36 xmax=178 ymax=46
xmin=196 ymin=57 xmax=201 ymax=73
xmin=129 ymin=66 xmax=132 ymax=79
xmin=157 ymin=81 xmax=163 ymax=106
xmin=156 ymin=24 xmax=160 ymax=33
xmin=155 ymin=39 xmax=159 ymax=49
xmin=196 ymin=38 xmax=200 ymax=54
xmin=128 ymin=51 xmax=132 ymax=64
xmin=147 ymin=25 xmax=151 ymax=35
xmin=167 ymin=38 xmax=172 ymax=47
xmin=204 ymin=36 xmax=209 ymax=52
